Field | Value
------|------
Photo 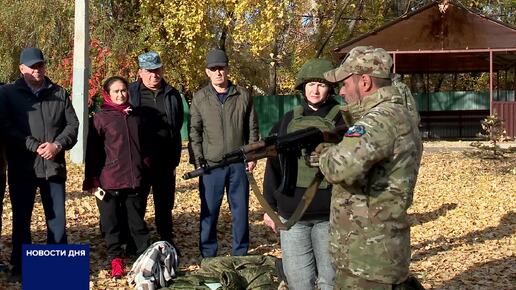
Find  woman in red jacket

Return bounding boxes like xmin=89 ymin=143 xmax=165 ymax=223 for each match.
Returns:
xmin=83 ymin=76 xmax=150 ymax=278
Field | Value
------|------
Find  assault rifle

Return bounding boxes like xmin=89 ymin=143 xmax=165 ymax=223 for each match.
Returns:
xmin=182 ymin=125 xmax=348 ymax=180
xmin=183 ymin=125 xmax=348 ymax=230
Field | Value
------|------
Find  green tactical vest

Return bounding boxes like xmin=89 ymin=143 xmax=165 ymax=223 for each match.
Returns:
xmin=286 ymin=104 xmax=341 ymax=189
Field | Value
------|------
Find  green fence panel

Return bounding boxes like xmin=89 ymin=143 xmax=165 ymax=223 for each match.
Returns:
xmin=494 ymin=90 xmax=515 ymax=102
xmin=254 ymin=95 xmax=301 ymax=137
xmin=180 ymin=95 xmax=189 ymax=140
xmin=414 ymin=91 xmax=490 ymax=111
xmin=180 ymin=95 xmax=302 ymax=140
xmin=180 ymin=90 xmax=513 ymax=140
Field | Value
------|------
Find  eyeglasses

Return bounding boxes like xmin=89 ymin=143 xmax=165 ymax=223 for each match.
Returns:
xmin=208 ymin=66 xmax=226 ymax=72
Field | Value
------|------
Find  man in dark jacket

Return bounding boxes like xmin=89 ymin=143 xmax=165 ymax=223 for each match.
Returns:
xmin=189 ymin=49 xmax=259 ymax=257
xmin=128 ymin=51 xmax=184 ymax=246
xmin=0 ymin=47 xmax=79 ymax=279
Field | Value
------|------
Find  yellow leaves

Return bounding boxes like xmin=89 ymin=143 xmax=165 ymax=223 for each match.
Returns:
xmin=409 ymin=149 xmax=516 ymax=289
xmin=136 ymin=0 xmax=297 ymax=92
xmin=0 ymin=144 xmax=515 ymax=289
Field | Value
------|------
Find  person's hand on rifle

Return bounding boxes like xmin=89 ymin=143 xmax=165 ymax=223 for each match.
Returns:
xmin=247 ymin=160 xmax=257 ymax=172
xmin=306 ymin=142 xmax=333 ymax=167
xmin=263 ymin=213 xmax=277 ymax=233
xmin=195 ymin=157 xmax=208 ymax=169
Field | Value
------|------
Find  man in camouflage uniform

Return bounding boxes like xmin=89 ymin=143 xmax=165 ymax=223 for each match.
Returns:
xmin=312 ymin=46 xmax=423 ymax=289
xmin=392 ymin=74 xmax=420 ymax=127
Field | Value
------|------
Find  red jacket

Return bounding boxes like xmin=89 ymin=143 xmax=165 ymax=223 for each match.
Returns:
xmin=83 ymin=106 xmax=149 ymax=191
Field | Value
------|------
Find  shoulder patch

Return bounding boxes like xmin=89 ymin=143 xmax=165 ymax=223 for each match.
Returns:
xmin=344 ymin=125 xmax=366 ymax=137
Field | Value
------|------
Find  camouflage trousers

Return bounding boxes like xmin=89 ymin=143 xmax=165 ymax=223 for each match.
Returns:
xmin=334 ymin=269 xmax=425 ymax=290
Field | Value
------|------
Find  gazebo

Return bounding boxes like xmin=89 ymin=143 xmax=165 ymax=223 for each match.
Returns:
xmin=333 ymin=0 xmax=516 ymax=138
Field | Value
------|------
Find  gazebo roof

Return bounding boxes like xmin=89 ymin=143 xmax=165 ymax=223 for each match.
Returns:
xmin=334 ymin=0 xmax=516 ymax=73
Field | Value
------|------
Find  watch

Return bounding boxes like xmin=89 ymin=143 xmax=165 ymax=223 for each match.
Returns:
xmin=54 ymin=142 xmax=63 ymax=153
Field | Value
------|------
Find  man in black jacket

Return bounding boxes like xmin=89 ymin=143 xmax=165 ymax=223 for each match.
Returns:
xmin=0 ymin=47 xmax=79 ymax=280
xmin=128 ymin=51 xmax=184 ymax=246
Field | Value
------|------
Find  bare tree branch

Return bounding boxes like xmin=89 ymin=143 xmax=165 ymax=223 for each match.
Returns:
xmin=314 ymin=0 xmax=353 ymax=58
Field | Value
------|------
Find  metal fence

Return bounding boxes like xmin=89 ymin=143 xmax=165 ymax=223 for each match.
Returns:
xmin=180 ymin=95 xmax=303 ymax=140
xmin=414 ymin=90 xmax=515 ymax=111
xmin=180 ymin=91 xmax=515 ymax=140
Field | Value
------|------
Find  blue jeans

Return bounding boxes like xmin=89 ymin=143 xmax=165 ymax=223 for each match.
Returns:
xmin=199 ymin=163 xmax=249 ymax=257
xmin=280 ymin=217 xmax=335 ymax=290
xmin=9 ymin=174 xmax=67 ymax=272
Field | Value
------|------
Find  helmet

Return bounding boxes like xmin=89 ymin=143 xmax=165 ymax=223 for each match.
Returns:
xmin=295 ymin=58 xmax=334 ymax=90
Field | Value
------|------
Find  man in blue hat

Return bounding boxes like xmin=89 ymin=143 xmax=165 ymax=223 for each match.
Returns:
xmin=128 ymin=51 xmax=184 ymax=248
xmin=0 ymin=47 xmax=79 ymax=281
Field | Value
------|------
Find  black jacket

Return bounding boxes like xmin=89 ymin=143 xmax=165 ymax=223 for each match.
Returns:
xmin=0 ymin=77 xmax=79 ymax=179
xmin=263 ymin=97 xmax=345 ymax=220
xmin=128 ymin=80 xmax=184 ymax=168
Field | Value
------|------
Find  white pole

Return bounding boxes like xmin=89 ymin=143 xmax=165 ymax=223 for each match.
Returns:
xmin=70 ymin=0 xmax=89 ymax=164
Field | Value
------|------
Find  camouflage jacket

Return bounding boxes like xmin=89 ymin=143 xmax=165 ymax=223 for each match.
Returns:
xmin=318 ymin=85 xmax=422 ymax=284
xmin=392 ymin=74 xmax=420 ymax=127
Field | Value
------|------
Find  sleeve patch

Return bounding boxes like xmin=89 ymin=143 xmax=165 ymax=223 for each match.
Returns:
xmin=344 ymin=125 xmax=366 ymax=137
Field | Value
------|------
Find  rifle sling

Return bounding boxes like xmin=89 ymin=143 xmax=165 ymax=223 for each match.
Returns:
xmin=247 ymin=171 xmax=323 ymax=231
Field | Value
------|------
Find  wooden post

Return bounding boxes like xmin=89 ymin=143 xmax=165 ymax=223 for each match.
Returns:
xmin=392 ymin=52 xmax=396 ymax=74
xmin=70 ymin=0 xmax=89 ymax=164
xmin=489 ymin=50 xmax=493 ymax=115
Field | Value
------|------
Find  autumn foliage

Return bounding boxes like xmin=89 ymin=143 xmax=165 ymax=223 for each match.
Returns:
xmin=0 ymin=145 xmax=515 ymax=289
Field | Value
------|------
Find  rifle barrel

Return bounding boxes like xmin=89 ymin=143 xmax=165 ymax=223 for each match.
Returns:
xmin=182 ymin=167 xmax=206 ymax=180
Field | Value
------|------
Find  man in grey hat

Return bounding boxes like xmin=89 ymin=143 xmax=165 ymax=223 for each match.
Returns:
xmin=189 ymin=48 xmax=259 ymax=257
xmin=308 ymin=46 xmax=424 ymax=289
xmin=0 ymin=47 xmax=79 ymax=280
xmin=128 ymin=51 xmax=184 ymax=247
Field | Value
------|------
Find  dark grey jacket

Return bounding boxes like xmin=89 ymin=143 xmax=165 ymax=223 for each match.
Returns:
xmin=189 ymin=83 xmax=259 ymax=167
xmin=0 ymin=77 xmax=79 ymax=179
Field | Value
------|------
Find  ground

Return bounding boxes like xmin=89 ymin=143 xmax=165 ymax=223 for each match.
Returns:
xmin=0 ymin=142 xmax=514 ymax=289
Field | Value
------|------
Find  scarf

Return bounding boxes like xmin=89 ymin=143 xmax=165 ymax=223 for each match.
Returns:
xmin=101 ymin=90 xmax=132 ymax=115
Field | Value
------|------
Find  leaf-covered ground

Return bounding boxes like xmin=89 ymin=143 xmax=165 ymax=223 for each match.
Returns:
xmin=0 ymin=144 xmax=514 ymax=289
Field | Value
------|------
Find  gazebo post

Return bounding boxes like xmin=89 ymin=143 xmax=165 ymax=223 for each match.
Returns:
xmin=489 ymin=50 xmax=493 ymax=115
xmin=393 ymin=52 xmax=397 ymax=74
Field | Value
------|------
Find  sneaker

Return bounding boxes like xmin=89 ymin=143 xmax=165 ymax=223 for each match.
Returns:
xmin=111 ymin=258 xmax=124 ymax=279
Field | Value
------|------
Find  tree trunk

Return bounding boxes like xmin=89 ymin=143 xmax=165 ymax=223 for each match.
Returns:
xmin=451 ymin=73 xmax=458 ymax=91
xmin=434 ymin=74 xmax=445 ymax=92
xmin=412 ymin=74 xmax=425 ymax=92
xmin=218 ymin=11 xmax=234 ymax=51
xmin=267 ymin=64 xmax=277 ymax=95
xmin=347 ymin=0 xmax=365 ymax=36
xmin=266 ymin=39 xmax=279 ymax=95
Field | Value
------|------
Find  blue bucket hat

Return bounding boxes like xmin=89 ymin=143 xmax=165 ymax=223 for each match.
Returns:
xmin=138 ymin=51 xmax=163 ymax=70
